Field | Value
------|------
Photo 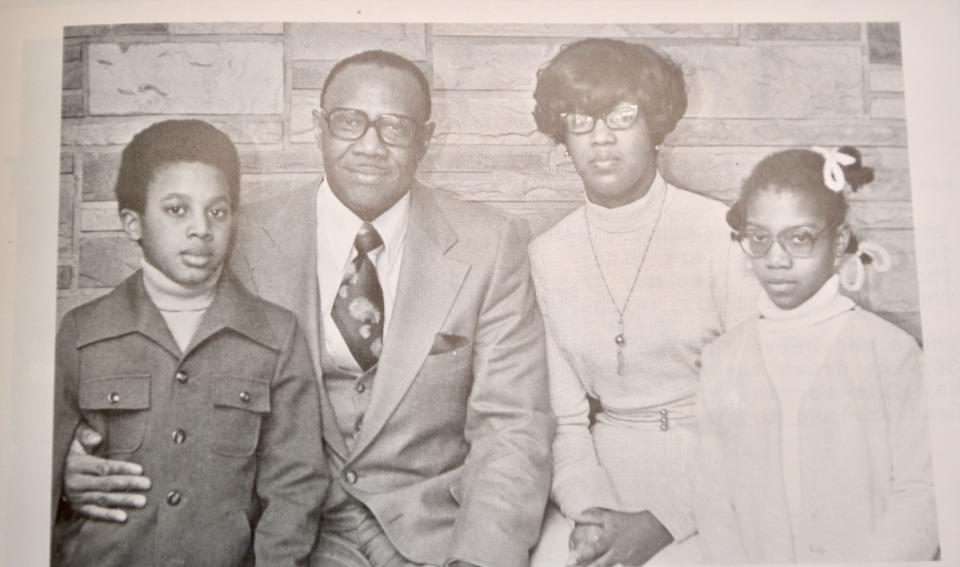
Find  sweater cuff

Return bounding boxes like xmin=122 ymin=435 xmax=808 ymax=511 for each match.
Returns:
xmin=647 ymin=499 xmax=696 ymax=544
xmin=554 ymin=471 xmax=620 ymax=521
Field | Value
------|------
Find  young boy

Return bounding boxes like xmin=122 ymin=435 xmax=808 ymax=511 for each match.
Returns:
xmin=51 ymin=120 xmax=328 ymax=567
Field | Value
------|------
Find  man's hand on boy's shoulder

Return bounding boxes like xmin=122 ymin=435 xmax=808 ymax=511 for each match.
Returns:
xmin=62 ymin=423 xmax=151 ymax=523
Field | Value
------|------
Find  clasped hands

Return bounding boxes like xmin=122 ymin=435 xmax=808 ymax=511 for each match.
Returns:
xmin=566 ymin=508 xmax=673 ymax=567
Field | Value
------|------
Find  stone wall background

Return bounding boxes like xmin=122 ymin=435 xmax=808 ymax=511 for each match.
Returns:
xmin=57 ymin=22 xmax=919 ymax=338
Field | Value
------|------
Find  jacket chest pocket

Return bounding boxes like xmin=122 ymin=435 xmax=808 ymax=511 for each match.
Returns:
xmin=78 ymin=374 xmax=150 ymax=455
xmin=210 ymin=377 xmax=270 ymax=457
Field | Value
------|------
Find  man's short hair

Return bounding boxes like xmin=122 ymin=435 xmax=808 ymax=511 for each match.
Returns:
xmin=321 ymin=50 xmax=432 ymax=120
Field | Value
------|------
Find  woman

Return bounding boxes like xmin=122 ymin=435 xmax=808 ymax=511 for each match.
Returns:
xmin=528 ymin=38 xmax=758 ymax=566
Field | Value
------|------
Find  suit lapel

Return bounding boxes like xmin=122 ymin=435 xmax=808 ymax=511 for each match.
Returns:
xmin=233 ymin=183 xmax=348 ymax=459
xmin=348 ymin=186 xmax=470 ymax=460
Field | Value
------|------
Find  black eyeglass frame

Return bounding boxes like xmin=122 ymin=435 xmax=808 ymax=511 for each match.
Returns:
xmin=560 ymin=103 xmax=641 ymax=135
xmin=320 ymin=107 xmax=424 ymax=148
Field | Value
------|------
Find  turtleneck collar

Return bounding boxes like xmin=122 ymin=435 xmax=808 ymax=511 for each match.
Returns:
xmin=141 ymin=257 xmax=219 ymax=312
xmin=758 ymin=274 xmax=856 ymax=331
xmin=584 ymin=171 xmax=669 ymax=234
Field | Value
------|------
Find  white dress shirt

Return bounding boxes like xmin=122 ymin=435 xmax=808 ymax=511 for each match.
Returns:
xmin=316 ymin=179 xmax=410 ymax=374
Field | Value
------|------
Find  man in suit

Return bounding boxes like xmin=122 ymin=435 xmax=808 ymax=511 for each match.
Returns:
xmin=59 ymin=50 xmax=553 ymax=567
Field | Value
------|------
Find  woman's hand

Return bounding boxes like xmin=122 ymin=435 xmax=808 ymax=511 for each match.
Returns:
xmin=567 ymin=508 xmax=674 ymax=567
xmin=62 ymin=422 xmax=151 ymax=522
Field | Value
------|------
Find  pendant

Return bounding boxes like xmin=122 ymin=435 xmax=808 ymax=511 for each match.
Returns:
xmin=615 ymin=318 xmax=625 ymax=376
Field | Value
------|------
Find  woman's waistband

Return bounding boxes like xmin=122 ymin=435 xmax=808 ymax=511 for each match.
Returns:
xmin=595 ymin=395 xmax=697 ymax=431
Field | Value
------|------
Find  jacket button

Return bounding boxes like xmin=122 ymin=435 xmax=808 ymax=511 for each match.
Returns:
xmin=108 ymin=392 xmax=120 ymax=404
xmin=355 ymin=383 xmax=366 ymax=394
xmin=172 ymin=429 xmax=186 ymax=444
xmin=344 ymin=470 xmax=358 ymax=484
xmin=175 ymin=371 xmax=188 ymax=383
xmin=239 ymin=391 xmax=251 ymax=403
xmin=166 ymin=491 xmax=182 ymax=506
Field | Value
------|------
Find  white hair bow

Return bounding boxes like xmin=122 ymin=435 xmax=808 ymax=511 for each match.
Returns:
xmin=811 ymin=146 xmax=856 ymax=192
xmin=839 ymin=240 xmax=893 ymax=292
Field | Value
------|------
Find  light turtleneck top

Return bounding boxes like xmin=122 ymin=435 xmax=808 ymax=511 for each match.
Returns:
xmin=141 ymin=258 xmax=219 ymax=354
xmin=757 ymin=274 xmax=856 ymax=546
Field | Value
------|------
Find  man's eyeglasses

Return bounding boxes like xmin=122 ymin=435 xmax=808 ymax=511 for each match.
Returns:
xmin=322 ymin=108 xmax=422 ymax=147
xmin=561 ymin=104 xmax=641 ymax=135
xmin=734 ymin=224 xmax=837 ymax=258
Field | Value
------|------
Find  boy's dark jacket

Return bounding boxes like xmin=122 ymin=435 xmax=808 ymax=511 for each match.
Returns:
xmin=52 ymin=268 xmax=327 ymax=567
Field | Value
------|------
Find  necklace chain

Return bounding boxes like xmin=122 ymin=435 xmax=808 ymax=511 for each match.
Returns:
xmin=584 ymin=185 xmax=668 ymax=375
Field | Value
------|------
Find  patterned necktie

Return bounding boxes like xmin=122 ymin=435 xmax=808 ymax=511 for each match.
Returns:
xmin=331 ymin=223 xmax=384 ymax=371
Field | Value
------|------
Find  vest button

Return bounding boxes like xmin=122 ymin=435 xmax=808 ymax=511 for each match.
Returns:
xmin=166 ymin=491 xmax=182 ymax=506
xmin=175 ymin=371 xmax=188 ymax=383
xmin=344 ymin=470 xmax=358 ymax=485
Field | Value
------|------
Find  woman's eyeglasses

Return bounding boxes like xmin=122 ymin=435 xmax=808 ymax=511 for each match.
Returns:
xmin=561 ymin=104 xmax=640 ymax=135
xmin=322 ymin=108 xmax=421 ymax=147
xmin=734 ymin=224 xmax=837 ymax=258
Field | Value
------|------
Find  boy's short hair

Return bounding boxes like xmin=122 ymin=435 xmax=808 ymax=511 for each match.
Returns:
xmin=115 ymin=120 xmax=241 ymax=214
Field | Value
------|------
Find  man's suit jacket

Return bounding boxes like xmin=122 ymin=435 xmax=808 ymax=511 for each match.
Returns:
xmin=231 ymin=180 xmax=553 ymax=567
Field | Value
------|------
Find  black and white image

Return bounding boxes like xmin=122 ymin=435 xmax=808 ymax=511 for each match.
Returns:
xmin=46 ymin=20 xmax=941 ymax=566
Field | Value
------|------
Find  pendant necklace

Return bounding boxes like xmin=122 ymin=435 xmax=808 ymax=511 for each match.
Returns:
xmin=584 ymin=185 xmax=668 ymax=376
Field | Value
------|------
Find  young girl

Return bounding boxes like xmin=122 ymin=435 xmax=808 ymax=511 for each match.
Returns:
xmin=693 ymin=147 xmax=939 ymax=563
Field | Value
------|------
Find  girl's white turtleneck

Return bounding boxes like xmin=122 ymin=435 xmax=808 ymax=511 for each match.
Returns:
xmin=757 ymin=274 xmax=856 ymax=546
xmin=140 ymin=258 xmax=219 ymax=354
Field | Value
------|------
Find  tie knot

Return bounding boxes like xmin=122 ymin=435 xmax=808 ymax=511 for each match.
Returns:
xmin=354 ymin=223 xmax=383 ymax=255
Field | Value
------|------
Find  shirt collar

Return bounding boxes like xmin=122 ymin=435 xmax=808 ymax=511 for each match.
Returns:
xmin=758 ymin=274 xmax=856 ymax=330
xmin=317 ymin=177 xmax=411 ymax=268
xmin=584 ymin=171 xmax=669 ymax=234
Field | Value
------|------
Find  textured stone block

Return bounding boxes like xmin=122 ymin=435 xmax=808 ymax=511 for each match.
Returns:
xmin=240 ymin=174 xmax=319 ymax=204
xmin=870 ymin=95 xmax=906 ymax=119
xmin=60 ymin=176 xmax=76 ymax=254
xmin=663 ymin=45 xmax=864 ymax=118
xmin=847 ymin=201 xmax=915 ymax=230
xmin=868 ymin=23 xmax=902 ymax=65
xmin=64 ymin=24 xmax=167 ymax=37
xmin=60 ymin=153 xmax=74 ymax=174
xmin=288 ymin=23 xmax=426 ymax=61
xmin=63 ymin=118 xmax=284 ymax=146
xmin=79 ymin=236 xmax=140 ymax=288
xmin=421 ymin=145 xmax=550 ymax=174
xmin=88 ymin=42 xmax=284 ymax=115
xmin=431 ymin=23 xmax=738 ymax=38
xmin=81 ymin=202 xmax=122 ymax=232
xmin=58 ymin=265 xmax=73 ymax=290
xmin=63 ymin=43 xmax=83 ymax=63
xmin=869 ymin=65 xmax=905 ymax=92
xmin=290 ymin=93 xmax=322 ymax=144
xmin=433 ymin=38 xmax=562 ymax=91
xmin=432 ymin=93 xmax=546 ymax=145
xmin=170 ymin=23 xmax=283 ymax=35
xmin=63 ymin=58 xmax=83 ymax=90
xmin=239 ymin=148 xmax=323 ymax=174
xmin=667 ymin=118 xmax=907 ymax=147
xmin=62 ymin=91 xmax=83 ymax=118
xmin=292 ymin=61 xmax=337 ymax=89
xmin=743 ymin=23 xmax=861 ymax=41
xmin=420 ymin=171 xmax=582 ymax=202
xmin=81 ymin=152 xmax=121 ymax=201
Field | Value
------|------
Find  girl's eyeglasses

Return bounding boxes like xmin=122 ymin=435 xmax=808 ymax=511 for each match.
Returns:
xmin=734 ymin=224 xmax=837 ymax=258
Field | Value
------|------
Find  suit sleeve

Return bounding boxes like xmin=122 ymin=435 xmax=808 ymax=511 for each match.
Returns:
xmin=254 ymin=316 xmax=329 ymax=566
xmin=529 ymin=245 xmax=620 ymax=521
xmin=445 ymin=218 xmax=555 ymax=567
xmin=52 ymin=312 xmax=83 ymax=525
xmin=841 ymin=329 xmax=939 ymax=561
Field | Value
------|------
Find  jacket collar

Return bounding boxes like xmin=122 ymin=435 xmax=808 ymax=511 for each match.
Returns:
xmin=76 ymin=268 xmax=279 ymax=356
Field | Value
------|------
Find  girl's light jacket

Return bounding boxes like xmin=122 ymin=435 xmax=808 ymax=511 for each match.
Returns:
xmin=694 ymin=309 xmax=938 ymax=563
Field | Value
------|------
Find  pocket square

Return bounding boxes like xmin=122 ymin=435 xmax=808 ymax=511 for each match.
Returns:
xmin=429 ymin=332 xmax=469 ymax=355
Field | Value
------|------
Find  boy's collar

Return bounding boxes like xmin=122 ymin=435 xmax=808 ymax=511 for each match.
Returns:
xmin=75 ymin=268 xmax=280 ymax=354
